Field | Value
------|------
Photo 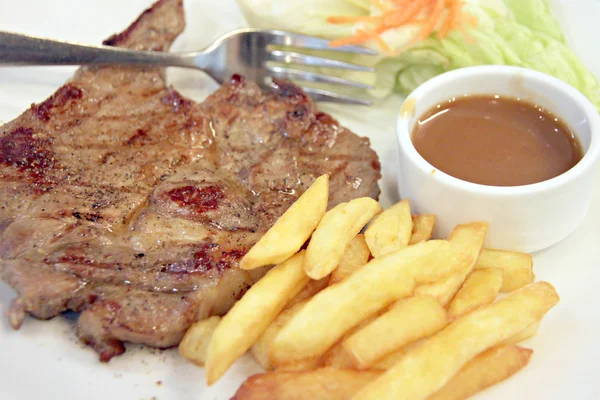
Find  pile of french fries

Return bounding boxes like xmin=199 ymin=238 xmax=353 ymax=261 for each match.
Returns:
xmin=178 ymin=174 xmax=559 ymax=400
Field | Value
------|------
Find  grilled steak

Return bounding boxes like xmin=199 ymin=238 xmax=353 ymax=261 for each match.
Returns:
xmin=0 ymin=0 xmax=381 ymax=361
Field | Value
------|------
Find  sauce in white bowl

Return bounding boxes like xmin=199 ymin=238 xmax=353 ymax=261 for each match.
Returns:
xmin=397 ymin=66 xmax=600 ymax=252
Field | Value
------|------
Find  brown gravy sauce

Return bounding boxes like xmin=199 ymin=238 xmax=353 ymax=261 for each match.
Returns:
xmin=411 ymin=95 xmax=583 ymax=186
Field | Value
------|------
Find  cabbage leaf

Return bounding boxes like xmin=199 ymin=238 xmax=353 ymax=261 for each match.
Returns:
xmin=237 ymin=0 xmax=600 ymax=110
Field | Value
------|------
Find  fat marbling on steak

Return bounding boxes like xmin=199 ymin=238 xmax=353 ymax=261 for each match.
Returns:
xmin=0 ymin=0 xmax=381 ymax=361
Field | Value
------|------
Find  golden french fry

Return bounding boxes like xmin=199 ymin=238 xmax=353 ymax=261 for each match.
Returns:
xmin=475 ymin=248 xmax=534 ymax=292
xmin=275 ymin=358 xmax=323 ymax=372
xmin=409 ymin=214 xmax=436 ymax=245
xmin=286 ymin=278 xmax=329 ymax=309
xmin=232 ymin=368 xmax=380 ymax=400
xmin=240 ymin=175 xmax=328 ymax=270
xmin=254 ymin=300 xmax=324 ymax=372
xmin=253 ymin=278 xmax=345 ymax=370
xmin=322 ymin=342 xmax=357 ymax=369
xmin=206 ymin=252 xmax=309 ymax=385
xmin=252 ymin=284 xmax=328 ymax=371
xmin=322 ymin=313 xmax=382 ymax=369
xmin=343 ymin=296 xmax=448 ymax=368
xmin=364 ymin=199 xmax=413 ymax=257
xmin=447 ymin=268 xmax=503 ymax=319
xmin=304 ymin=197 xmax=382 ymax=279
xmin=368 ymin=325 xmax=533 ymax=373
xmin=428 ymin=345 xmax=533 ymax=400
xmin=415 ymin=222 xmax=488 ymax=306
xmin=329 ymin=234 xmax=370 ymax=286
xmin=371 ymin=349 xmax=407 ymax=370
xmin=271 ymin=241 xmax=471 ymax=365
xmin=232 ymin=346 xmax=530 ymax=400
xmin=371 ymin=340 xmax=425 ymax=370
xmin=232 ymin=345 xmax=532 ymax=400
xmin=353 ymin=282 xmax=559 ymax=400
xmin=178 ymin=316 xmax=220 ymax=366
xmin=251 ymin=301 xmax=307 ymax=371
xmin=503 ymin=322 xmax=540 ymax=345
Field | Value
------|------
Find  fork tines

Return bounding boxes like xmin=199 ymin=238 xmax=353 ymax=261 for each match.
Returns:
xmin=267 ymin=30 xmax=378 ymax=56
xmin=263 ymin=30 xmax=377 ymax=105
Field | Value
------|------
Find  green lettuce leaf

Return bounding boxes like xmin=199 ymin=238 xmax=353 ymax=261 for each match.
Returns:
xmin=237 ymin=0 xmax=600 ymax=110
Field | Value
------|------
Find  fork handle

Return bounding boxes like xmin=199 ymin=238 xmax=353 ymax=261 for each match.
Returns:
xmin=0 ymin=31 xmax=196 ymax=68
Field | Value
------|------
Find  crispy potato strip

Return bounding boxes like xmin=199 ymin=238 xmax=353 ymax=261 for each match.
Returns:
xmin=205 ymin=252 xmax=309 ymax=385
xmin=447 ymin=268 xmax=503 ymax=319
xmin=233 ymin=345 xmax=531 ymax=400
xmin=322 ymin=313 xmax=383 ymax=369
xmin=364 ymin=199 xmax=413 ymax=257
xmin=504 ymin=322 xmax=540 ymax=345
xmin=475 ymin=248 xmax=534 ymax=292
xmin=286 ymin=278 xmax=329 ymax=310
xmin=371 ymin=340 xmax=424 ymax=370
xmin=232 ymin=368 xmax=380 ymax=400
xmin=429 ymin=345 xmax=533 ymax=400
xmin=251 ymin=301 xmax=308 ymax=371
xmin=304 ymin=197 xmax=382 ymax=279
xmin=271 ymin=241 xmax=471 ymax=365
xmin=353 ymin=282 xmax=559 ymax=400
xmin=322 ymin=341 xmax=359 ymax=369
xmin=178 ymin=316 xmax=220 ymax=366
xmin=409 ymin=214 xmax=436 ymax=245
xmin=415 ymin=222 xmax=488 ymax=306
xmin=328 ymin=234 xmax=370 ymax=286
xmin=240 ymin=175 xmax=328 ymax=270
xmin=344 ymin=296 xmax=448 ymax=368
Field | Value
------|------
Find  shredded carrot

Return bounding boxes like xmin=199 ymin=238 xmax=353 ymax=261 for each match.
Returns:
xmin=326 ymin=15 xmax=383 ymax=25
xmin=328 ymin=0 xmax=477 ymax=53
xmin=375 ymin=35 xmax=394 ymax=55
xmin=415 ymin=0 xmax=445 ymax=42
xmin=368 ymin=0 xmax=389 ymax=10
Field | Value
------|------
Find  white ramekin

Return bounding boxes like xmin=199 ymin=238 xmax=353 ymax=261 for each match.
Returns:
xmin=397 ymin=66 xmax=600 ymax=253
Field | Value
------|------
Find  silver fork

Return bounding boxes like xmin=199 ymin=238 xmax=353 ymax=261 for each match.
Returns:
xmin=0 ymin=29 xmax=376 ymax=105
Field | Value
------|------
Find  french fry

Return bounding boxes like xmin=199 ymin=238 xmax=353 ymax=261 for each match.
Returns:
xmin=251 ymin=301 xmax=307 ymax=371
xmin=364 ymin=199 xmax=413 ymax=257
xmin=371 ymin=349 xmax=407 ymax=370
xmin=240 ymin=175 xmax=328 ymax=270
xmin=252 ymin=281 xmax=329 ymax=371
xmin=359 ymin=328 xmax=533 ymax=373
xmin=328 ymin=234 xmax=370 ymax=285
xmin=415 ymin=222 xmax=488 ymax=306
xmin=205 ymin=252 xmax=309 ymax=385
xmin=232 ymin=346 xmax=531 ymax=400
xmin=447 ymin=268 xmax=504 ymax=319
xmin=322 ymin=342 xmax=357 ymax=369
xmin=428 ymin=345 xmax=533 ymax=400
xmin=286 ymin=278 xmax=329 ymax=309
xmin=232 ymin=368 xmax=380 ymax=400
xmin=343 ymin=296 xmax=448 ymax=368
xmin=504 ymin=322 xmax=540 ymax=345
xmin=254 ymin=301 xmax=324 ymax=372
xmin=178 ymin=316 xmax=220 ymax=366
xmin=409 ymin=214 xmax=436 ymax=245
xmin=353 ymin=282 xmax=559 ymax=400
xmin=475 ymin=248 xmax=534 ymax=292
xmin=371 ymin=340 xmax=424 ymax=370
xmin=322 ymin=313 xmax=383 ymax=369
xmin=271 ymin=241 xmax=472 ymax=365
xmin=304 ymin=197 xmax=382 ymax=279
xmin=275 ymin=358 xmax=323 ymax=372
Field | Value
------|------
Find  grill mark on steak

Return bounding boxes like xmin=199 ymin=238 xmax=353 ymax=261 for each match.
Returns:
xmin=32 ymin=84 xmax=83 ymax=123
xmin=166 ymin=185 xmax=225 ymax=213
xmin=0 ymin=127 xmax=55 ymax=184
xmin=0 ymin=0 xmax=381 ymax=361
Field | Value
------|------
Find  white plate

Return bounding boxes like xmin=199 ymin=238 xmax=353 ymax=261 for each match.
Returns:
xmin=0 ymin=1 xmax=599 ymax=399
